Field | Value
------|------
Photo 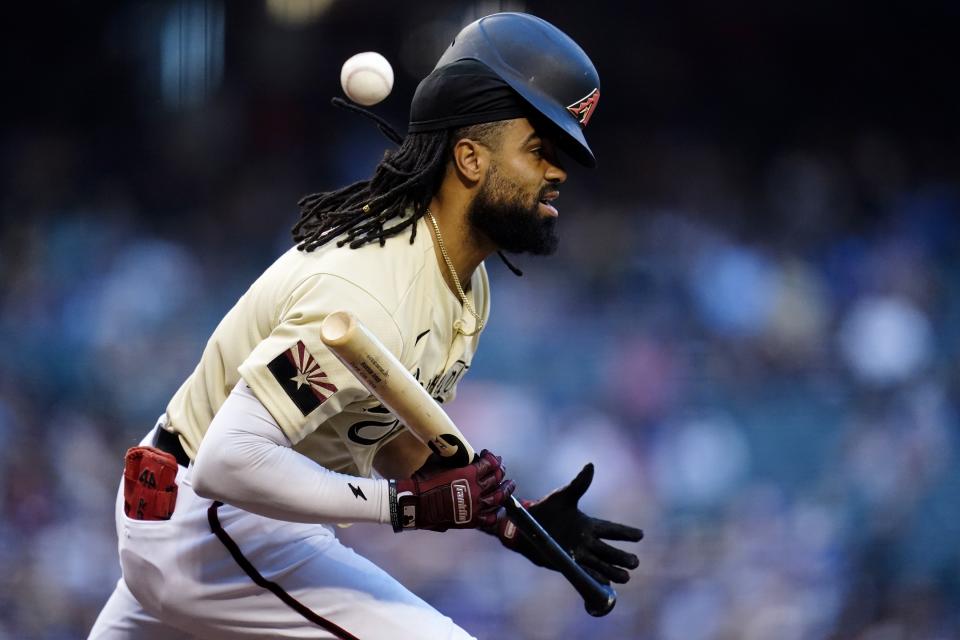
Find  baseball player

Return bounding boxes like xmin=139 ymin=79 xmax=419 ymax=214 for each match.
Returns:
xmin=89 ymin=12 xmax=642 ymax=640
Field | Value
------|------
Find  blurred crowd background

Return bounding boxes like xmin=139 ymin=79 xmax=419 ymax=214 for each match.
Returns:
xmin=2 ymin=1 xmax=959 ymax=638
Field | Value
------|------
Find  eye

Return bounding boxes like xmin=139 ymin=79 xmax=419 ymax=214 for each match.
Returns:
xmin=530 ymin=146 xmax=543 ymax=158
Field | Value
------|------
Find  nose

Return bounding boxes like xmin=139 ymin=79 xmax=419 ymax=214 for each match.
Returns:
xmin=545 ymin=160 xmax=567 ymax=185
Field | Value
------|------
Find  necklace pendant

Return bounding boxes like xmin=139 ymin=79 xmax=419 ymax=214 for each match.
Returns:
xmin=454 ymin=318 xmax=482 ymax=337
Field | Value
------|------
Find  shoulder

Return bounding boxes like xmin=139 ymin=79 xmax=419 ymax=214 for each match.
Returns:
xmin=298 ymin=218 xmax=435 ymax=313
xmin=265 ymin=221 xmax=433 ymax=337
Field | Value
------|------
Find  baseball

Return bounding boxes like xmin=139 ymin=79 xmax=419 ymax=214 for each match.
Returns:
xmin=340 ymin=52 xmax=394 ymax=106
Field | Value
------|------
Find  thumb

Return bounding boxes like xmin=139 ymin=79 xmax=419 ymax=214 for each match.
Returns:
xmin=562 ymin=463 xmax=594 ymax=505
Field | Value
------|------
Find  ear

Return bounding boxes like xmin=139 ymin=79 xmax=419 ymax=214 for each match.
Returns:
xmin=451 ymin=138 xmax=488 ymax=185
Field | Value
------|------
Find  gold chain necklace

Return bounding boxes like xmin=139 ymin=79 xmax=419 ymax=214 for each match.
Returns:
xmin=426 ymin=210 xmax=484 ymax=336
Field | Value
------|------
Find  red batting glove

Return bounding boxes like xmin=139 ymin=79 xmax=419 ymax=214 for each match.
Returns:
xmin=390 ymin=450 xmax=515 ymax=532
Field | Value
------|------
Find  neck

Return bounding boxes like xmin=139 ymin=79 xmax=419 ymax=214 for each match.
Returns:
xmin=426 ymin=196 xmax=494 ymax=294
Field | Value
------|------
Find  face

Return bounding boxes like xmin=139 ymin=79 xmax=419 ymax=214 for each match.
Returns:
xmin=466 ymin=118 xmax=568 ymax=255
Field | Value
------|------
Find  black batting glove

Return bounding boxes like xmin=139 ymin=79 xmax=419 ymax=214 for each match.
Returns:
xmin=487 ymin=463 xmax=643 ymax=584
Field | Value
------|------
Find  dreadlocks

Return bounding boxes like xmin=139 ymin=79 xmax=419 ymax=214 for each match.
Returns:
xmin=293 ymin=116 xmax=507 ymax=253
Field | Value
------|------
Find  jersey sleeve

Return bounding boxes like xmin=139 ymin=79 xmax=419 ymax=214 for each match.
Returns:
xmin=238 ymin=274 xmax=404 ymax=446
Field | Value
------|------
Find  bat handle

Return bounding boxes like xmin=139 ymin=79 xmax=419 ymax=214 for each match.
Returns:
xmin=503 ymin=496 xmax=617 ymax=617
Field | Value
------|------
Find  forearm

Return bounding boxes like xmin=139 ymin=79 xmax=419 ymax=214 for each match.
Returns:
xmin=193 ymin=382 xmax=391 ymax=525
xmin=373 ymin=430 xmax=432 ymax=479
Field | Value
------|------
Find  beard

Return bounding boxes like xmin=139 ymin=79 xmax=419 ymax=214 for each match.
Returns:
xmin=466 ymin=163 xmax=559 ymax=256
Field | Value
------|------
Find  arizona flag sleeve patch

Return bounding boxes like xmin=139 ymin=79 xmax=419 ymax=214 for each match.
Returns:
xmin=266 ymin=341 xmax=339 ymax=416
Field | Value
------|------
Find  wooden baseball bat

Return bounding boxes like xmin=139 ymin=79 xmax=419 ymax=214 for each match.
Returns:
xmin=320 ymin=310 xmax=617 ymax=617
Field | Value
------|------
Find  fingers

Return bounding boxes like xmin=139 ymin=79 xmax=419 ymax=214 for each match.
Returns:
xmin=592 ymin=519 xmax=644 ymax=542
xmin=478 ymin=506 xmax=505 ymax=533
xmin=475 ymin=450 xmax=513 ymax=524
xmin=476 ymin=470 xmax=501 ymax=492
xmin=585 ymin=537 xmax=640 ymax=570
xmin=473 ymin=450 xmax=513 ymax=527
xmin=474 ymin=449 xmax=495 ymax=474
xmin=475 ymin=458 xmax=505 ymax=492
xmin=584 ymin=519 xmax=642 ymax=574
xmin=576 ymin=548 xmax=631 ymax=584
xmin=562 ymin=463 xmax=594 ymax=504
xmin=478 ymin=480 xmax=516 ymax=526
xmin=581 ymin=564 xmax=611 ymax=587
xmin=475 ymin=449 xmax=501 ymax=473
xmin=476 ymin=450 xmax=505 ymax=483
xmin=480 ymin=479 xmax=516 ymax=511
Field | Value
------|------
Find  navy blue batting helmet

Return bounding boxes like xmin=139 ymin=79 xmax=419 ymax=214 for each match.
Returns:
xmin=409 ymin=13 xmax=601 ymax=167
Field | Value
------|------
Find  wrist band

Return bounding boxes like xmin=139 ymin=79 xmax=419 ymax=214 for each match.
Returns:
xmin=388 ymin=479 xmax=401 ymax=532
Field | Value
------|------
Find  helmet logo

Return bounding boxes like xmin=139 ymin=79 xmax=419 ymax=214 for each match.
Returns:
xmin=566 ymin=88 xmax=600 ymax=127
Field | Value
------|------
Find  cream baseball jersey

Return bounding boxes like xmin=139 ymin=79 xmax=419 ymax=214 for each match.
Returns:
xmin=165 ymin=215 xmax=489 ymax=478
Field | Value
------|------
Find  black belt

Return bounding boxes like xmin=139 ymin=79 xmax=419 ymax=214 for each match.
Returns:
xmin=154 ymin=427 xmax=191 ymax=467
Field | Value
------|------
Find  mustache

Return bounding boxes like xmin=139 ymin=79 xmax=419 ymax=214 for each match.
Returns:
xmin=537 ymin=185 xmax=559 ymax=202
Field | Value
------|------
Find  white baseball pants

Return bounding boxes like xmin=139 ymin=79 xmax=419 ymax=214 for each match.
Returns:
xmin=88 ymin=428 xmax=476 ymax=640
